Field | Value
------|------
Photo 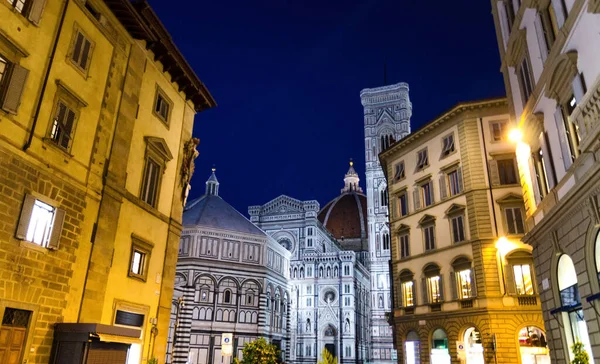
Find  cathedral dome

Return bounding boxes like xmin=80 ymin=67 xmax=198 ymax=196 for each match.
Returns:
xmin=318 ymin=161 xmax=368 ymax=241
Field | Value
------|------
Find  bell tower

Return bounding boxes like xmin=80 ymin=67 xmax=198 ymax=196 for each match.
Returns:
xmin=360 ymin=82 xmax=412 ymax=363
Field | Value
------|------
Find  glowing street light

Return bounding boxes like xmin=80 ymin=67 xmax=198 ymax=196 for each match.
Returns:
xmin=508 ymin=128 xmax=523 ymax=143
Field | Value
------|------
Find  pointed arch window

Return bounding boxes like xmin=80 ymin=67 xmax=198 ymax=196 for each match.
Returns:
xmin=223 ymin=289 xmax=232 ymax=304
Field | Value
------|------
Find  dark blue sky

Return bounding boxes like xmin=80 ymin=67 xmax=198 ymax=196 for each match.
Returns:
xmin=148 ymin=0 xmax=506 ymax=214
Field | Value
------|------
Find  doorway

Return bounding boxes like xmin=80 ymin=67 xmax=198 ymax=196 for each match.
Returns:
xmin=430 ymin=328 xmax=450 ymax=364
xmin=325 ymin=344 xmax=336 ymax=358
xmin=404 ymin=331 xmax=420 ymax=364
xmin=0 ymin=308 xmax=31 ymax=364
xmin=463 ymin=327 xmax=484 ymax=364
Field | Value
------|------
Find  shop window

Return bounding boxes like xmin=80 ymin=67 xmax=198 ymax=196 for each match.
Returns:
xmin=463 ymin=327 xmax=484 ymax=363
xmin=404 ymin=331 xmax=420 ymax=364
xmin=518 ymin=326 xmax=550 ymax=363
xmin=553 ymin=254 xmax=593 ymax=361
xmin=430 ymin=328 xmax=450 ymax=364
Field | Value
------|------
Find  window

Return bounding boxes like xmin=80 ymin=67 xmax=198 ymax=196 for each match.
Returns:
xmin=423 ymin=225 xmax=435 ymax=251
xmin=532 ymin=148 xmax=549 ymax=197
xmin=393 ymin=161 xmax=405 ymax=182
xmin=505 ymin=207 xmax=525 ymax=235
xmin=15 ymin=194 xmax=65 ymax=249
xmin=539 ymin=6 xmax=558 ymax=55
xmin=457 ymin=269 xmax=473 ymax=299
xmin=141 ymin=157 xmax=161 ymax=206
xmin=420 ymin=181 xmax=434 ymax=207
xmin=491 ymin=121 xmax=508 ymax=141
xmin=307 ymin=266 xmax=313 ymax=277
xmin=380 ymin=189 xmax=388 ymax=207
xmin=306 ymin=298 xmax=312 ymax=307
xmin=513 ymin=264 xmax=534 ymax=295
xmin=401 ymin=281 xmax=414 ymax=307
xmin=560 ymin=95 xmax=582 ymax=162
xmin=307 ymin=285 xmax=312 ymax=294
xmin=345 ymin=346 xmax=352 ymax=358
xmin=344 ymin=297 xmax=351 ymax=306
xmin=344 ymin=266 xmax=350 ymax=276
xmin=140 ymin=137 xmax=173 ymax=208
xmin=441 ymin=134 xmax=455 ymax=157
xmin=69 ymin=28 xmax=94 ymax=74
xmin=397 ymin=192 xmax=408 ymax=217
xmin=129 ymin=235 xmax=153 ymax=281
xmin=451 ymin=215 xmax=465 ymax=243
xmin=399 ymin=233 xmax=410 ymax=258
xmin=427 ymin=276 xmax=442 ymax=303
xmin=498 ymin=158 xmax=518 ymax=185
xmin=505 ymin=0 xmax=516 ymax=32
xmin=344 ymin=284 xmax=350 ymax=294
xmin=305 ymin=345 xmax=312 ymax=356
xmin=382 ymin=233 xmax=390 ymax=251
xmin=440 ymin=168 xmax=463 ymax=199
xmin=307 ymin=227 xmax=314 ymax=236
xmin=518 ymin=55 xmax=534 ymax=105
xmin=153 ymin=87 xmax=172 ymax=125
xmin=223 ymin=290 xmax=232 ymax=303
xmin=48 ymin=99 xmax=76 ymax=150
xmin=178 ymin=236 xmax=190 ymax=256
xmin=416 ymin=149 xmax=428 ymax=170
xmin=0 ymin=54 xmax=29 ymax=115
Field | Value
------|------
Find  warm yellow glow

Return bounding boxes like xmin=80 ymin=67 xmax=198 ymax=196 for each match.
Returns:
xmin=495 ymin=237 xmax=519 ymax=257
xmin=508 ymin=128 xmax=523 ymax=143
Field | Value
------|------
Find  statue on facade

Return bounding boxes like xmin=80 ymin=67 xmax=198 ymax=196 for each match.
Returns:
xmin=180 ymin=137 xmax=200 ymax=206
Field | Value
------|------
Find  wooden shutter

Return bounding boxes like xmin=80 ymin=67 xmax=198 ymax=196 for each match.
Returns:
xmin=1 ymin=64 xmax=29 ymax=114
xmin=539 ymin=132 xmax=555 ymax=189
xmin=534 ymin=15 xmax=548 ymax=63
xmin=47 ymin=209 xmax=65 ymax=250
xmin=413 ymin=189 xmax=421 ymax=211
xmin=553 ymin=107 xmax=573 ymax=170
xmin=470 ymin=269 xmax=477 ymax=297
xmin=398 ymin=281 xmax=403 ymax=308
xmin=550 ymin=0 xmax=565 ymax=28
xmin=439 ymin=275 xmax=445 ymax=302
xmin=428 ymin=180 xmax=434 ymax=204
xmin=15 ymin=194 xmax=36 ymax=239
xmin=411 ymin=280 xmax=416 ymax=306
xmin=421 ymin=278 xmax=428 ymax=305
xmin=457 ymin=167 xmax=464 ymax=193
xmin=527 ymin=157 xmax=542 ymax=205
xmin=488 ymin=159 xmax=500 ymax=186
xmin=28 ymin=0 xmax=48 ymax=25
xmin=505 ymin=264 xmax=517 ymax=295
xmin=450 ymin=272 xmax=458 ymax=300
xmin=439 ymin=174 xmax=447 ymax=200
xmin=572 ymin=74 xmax=585 ymax=104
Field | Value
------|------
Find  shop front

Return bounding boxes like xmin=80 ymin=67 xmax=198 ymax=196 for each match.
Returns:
xmin=430 ymin=328 xmax=450 ymax=364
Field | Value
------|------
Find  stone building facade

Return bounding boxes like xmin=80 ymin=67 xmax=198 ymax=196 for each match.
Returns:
xmin=360 ymin=82 xmax=412 ymax=362
xmin=0 ymin=1 xmax=214 ymax=363
xmin=491 ymin=0 xmax=600 ymax=362
xmin=380 ymin=98 xmax=547 ymax=364
xmin=249 ymin=166 xmax=372 ymax=364
xmin=166 ymin=171 xmax=291 ymax=364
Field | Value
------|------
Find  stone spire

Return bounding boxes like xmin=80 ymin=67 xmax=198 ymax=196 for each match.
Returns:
xmin=342 ymin=160 xmax=363 ymax=193
xmin=205 ymin=168 xmax=219 ymax=196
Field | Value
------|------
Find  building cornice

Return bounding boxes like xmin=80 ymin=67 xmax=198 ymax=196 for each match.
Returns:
xmin=380 ymin=97 xmax=508 ymax=163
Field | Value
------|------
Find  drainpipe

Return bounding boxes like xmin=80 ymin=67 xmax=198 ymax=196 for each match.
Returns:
xmin=23 ymin=0 xmax=70 ymax=151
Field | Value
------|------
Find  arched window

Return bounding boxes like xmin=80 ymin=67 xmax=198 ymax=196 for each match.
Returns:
xmin=224 ymin=290 xmax=231 ymax=304
xmin=555 ymin=254 xmax=592 ymax=360
xmin=327 ymin=266 xmax=331 ymax=277
xmin=334 ymin=266 xmax=339 ymax=277
xmin=431 ymin=328 xmax=450 ymax=363
xmin=518 ymin=326 xmax=550 ymax=362
xmin=405 ymin=331 xmax=420 ymax=364
xmin=319 ymin=267 xmax=324 ymax=278
xmin=380 ymin=189 xmax=389 ymax=207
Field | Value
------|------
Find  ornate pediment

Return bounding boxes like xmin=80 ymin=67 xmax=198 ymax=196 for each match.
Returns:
xmin=496 ymin=192 xmax=524 ymax=204
xmin=418 ymin=214 xmax=436 ymax=226
xmin=377 ymin=108 xmax=395 ymax=124
xmin=444 ymin=203 xmax=466 ymax=216
xmin=145 ymin=136 xmax=173 ymax=161
xmin=257 ymin=195 xmax=314 ymax=216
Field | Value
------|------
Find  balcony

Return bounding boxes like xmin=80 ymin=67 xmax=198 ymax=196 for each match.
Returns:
xmin=517 ymin=295 xmax=538 ymax=306
xmin=573 ymin=77 xmax=600 ymax=153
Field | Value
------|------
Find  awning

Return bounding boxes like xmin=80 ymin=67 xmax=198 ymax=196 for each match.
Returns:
xmin=550 ymin=303 xmax=582 ymax=315
xmin=586 ymin=292 xmax=600 ymax=303
xmin=96 ymin=333 xmax=141 ymax=345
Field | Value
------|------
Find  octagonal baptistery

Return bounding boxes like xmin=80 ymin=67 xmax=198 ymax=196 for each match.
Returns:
xmin=318 ymin=161 xmax=369 ymax=255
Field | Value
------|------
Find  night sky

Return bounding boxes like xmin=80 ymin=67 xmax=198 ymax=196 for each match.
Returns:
xmin=148 ymin=0 xmax=506 ymax=214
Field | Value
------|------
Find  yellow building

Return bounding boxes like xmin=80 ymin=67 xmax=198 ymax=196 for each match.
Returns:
xmin=379 ymin=99 xmax=547 ymax=364
xmin=0 ymin=1 xmax=215 ymax=363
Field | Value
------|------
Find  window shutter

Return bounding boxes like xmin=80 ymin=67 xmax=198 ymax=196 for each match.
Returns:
xmin=488 ymin=160 xmax=500 ymax=186
xmin=470 ymin=269 xmax=477 ymax=297
xmin=572 ymin=74 xmax=585 ymax=104
xmin=550 ymin=0 xmax=565 ymax=28
xmin=527 ymin=157 xmax=542 ymax=205
xmin=553 ymin=107 xmax=572 ymax=171
xmin=398 ymin=282 xmax=403 ymax=308
xmin=439 ymin=274 xmax=444 ymax=302
xmin=28 ymin=0 xmax=48 ymax=25
xmin=539 ymin=132 xmax=555 ymax=189
xmin=413 ymin=189 xmax=421 ymax=210
xmin=439 ymin=174 xmax=447 ymax=200
xmin=411 ymin=280 xmax=416 ymax=306
xmin=428 ymin=180 xmax=434 ymax=204
xmin=505 ymin=264 xmax=517 ymax=295
xmin=16 ymin=194 xmax=36 ymax=239
xmin=421 ymin=278 xmax=428 ymax=305
xmin=48 ymin=209 xmax=65 ymax=250
xmin=457 ymin=167 xmax=464 ymax=193
xmin=1 ymin=64 xmax=29 ymax=114
xmin=450 ymin=272 xmax=458 ymax=300
xmin=534 ymin=15 xmax=548 ymax=63
xmin=391 ymin=198 xmax=396 ymax=219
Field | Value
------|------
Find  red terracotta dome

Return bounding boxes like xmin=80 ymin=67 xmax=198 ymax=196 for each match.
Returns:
xmin=318 ymin=161 xmax=368 ymax=241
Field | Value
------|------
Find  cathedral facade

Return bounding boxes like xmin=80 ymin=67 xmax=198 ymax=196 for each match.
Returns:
xmin=360 ymin=82 xmax=412 ymax=362
xmin=249 ymin=164 xmax=372 ymax=363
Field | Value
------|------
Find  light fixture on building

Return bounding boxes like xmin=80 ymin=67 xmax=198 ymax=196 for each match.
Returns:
xmin=508 ymin=128 xmax=523 ymax=143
